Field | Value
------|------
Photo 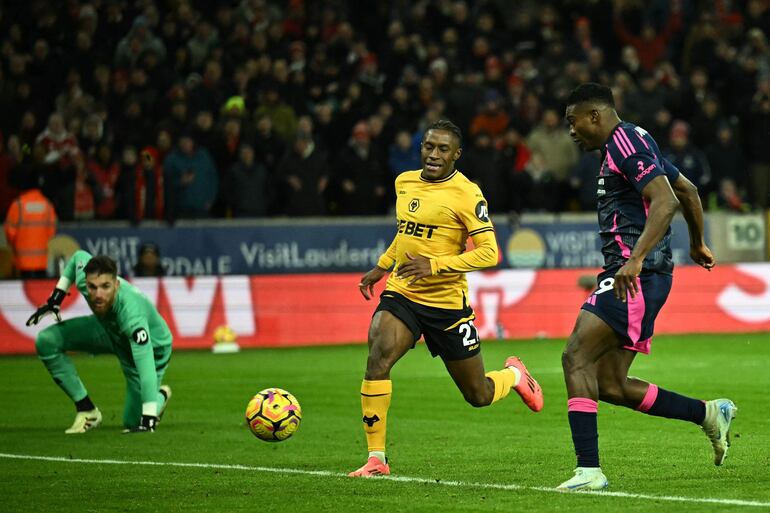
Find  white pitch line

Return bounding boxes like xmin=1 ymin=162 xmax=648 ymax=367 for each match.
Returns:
xmin=1 ymin=452 xmax=769 ymax=508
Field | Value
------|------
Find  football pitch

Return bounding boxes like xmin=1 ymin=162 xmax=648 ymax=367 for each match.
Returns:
xmin=1 ymin=333 xmax=769 ymax=512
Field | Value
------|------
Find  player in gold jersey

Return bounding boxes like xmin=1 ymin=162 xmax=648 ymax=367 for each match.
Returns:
xmin=348 ymin=120 xmax=544 ymax=477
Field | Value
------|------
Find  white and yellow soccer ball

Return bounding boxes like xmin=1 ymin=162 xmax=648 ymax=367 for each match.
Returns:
xmin=245 ymin=388 xmax=302 ymax=442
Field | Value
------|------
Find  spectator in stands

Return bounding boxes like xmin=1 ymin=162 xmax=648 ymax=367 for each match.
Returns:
xmin=36 ymin=113 xmax=79 ymax=170
xmin=114 ymin=15 xmax=167 ymax=68
xmin=228 ymin=143 xmax=270 ymax=218
xmin=70 ymin=151 xmax=96 ymax=221
xmin=624 ymin=74 xmax=670 ymax=128
xmin=388 ymin=130 xmax=421 ymax=178
xmin=275 ymin=130 xmax=329 ymax=216
xmin=0 ymin=132 xmax=20 ymax=222
xmin=614 ymin=1 xmax=682 ymax=73
xmin=690 ymin=94 xmax=724 ymax=148
xmin=469 ymin=89 xmax=510 ymax=139
xmin=191 ymin=109 xmax=217 ymax=154
xmin=132 ymin=242 xmax=165 ymax=277
xmin=80 ymin=114 xmax=109 ymax=159
xmin=87 ymin=143 xmax=121 ymax=220
xmin=569 ymin=151 xmax=602 ymax=212
xmin=253 ymin=114 xmax=286 ymax=175
xmin=526 ymin=107 xmax=580 ymax=211
xmin=712 ymin=178 xmax=751 ymax=213
xmin=461 ymin=132 xmax=508 ymax=213
xmin=331 ymin=121 xmax=387 ymax=215
xmin=496 ymin=126 xmax=532 ymax=214
xmin=254 ymin=83 xmax=298 ymax=144
xmin=663 ymin=120 xmax=711 ymax=194
xmin=55 ymin=70 xmax=96 ymax=127
xmin=163 ymin=133 xmax=218 ymax=220
xmin=706 ymin=123 xmax=747 ymax=203
xmin=3 ymin=172 xmax=57 ymax=279
xmin=747 ymin=83 xmax=770 ymax=209
xmin=124 ymin=146 xmax=164 ymax=224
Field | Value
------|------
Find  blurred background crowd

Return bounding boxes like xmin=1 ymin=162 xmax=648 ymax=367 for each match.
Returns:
xmin=1 ymin=0 xmax=769 ymax=223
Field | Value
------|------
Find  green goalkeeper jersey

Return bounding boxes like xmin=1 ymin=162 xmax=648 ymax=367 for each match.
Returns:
xmin=61 ymin=250 xmax=173 ymax=408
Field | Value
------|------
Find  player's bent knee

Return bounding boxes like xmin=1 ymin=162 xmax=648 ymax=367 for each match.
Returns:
xmin=364 ymin=356 xmax=392 ymax=380
xmin=561 ymin=349 xmax=578 ymax=373
xmin=461 ymin=384 xmax=493 ymax=408
xmin=35 ymin=326 xmax=62 ymax=357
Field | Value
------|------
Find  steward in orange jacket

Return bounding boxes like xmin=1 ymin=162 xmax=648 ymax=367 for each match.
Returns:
xmin=4 ymin=188 xmax=57 ymax=278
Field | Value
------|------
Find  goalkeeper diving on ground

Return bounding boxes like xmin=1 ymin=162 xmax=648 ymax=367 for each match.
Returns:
xmin=27 ymin=250 xmax=173 ymax=433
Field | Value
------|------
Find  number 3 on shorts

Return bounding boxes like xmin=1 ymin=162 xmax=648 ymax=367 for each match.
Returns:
xmin=459 ymin=320 xmax=479 ymax=347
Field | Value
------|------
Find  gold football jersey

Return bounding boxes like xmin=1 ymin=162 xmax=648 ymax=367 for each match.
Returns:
xmin=378 ymin=169 xmax=497 ymax=309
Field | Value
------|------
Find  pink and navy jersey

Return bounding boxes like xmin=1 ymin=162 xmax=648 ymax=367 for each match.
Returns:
xmin=598 ymin=121 xmax=680 ymax=275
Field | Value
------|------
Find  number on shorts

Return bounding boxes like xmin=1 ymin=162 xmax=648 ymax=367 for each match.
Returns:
xmin=459 ymin=321 xmax=479 ymax=347
xmin=595 ymin=277 xmax=615 ymax=295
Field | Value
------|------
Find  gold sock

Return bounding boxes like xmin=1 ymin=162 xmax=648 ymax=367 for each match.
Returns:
xmin=360 ymin=379 xmax=392 ymax=453
xmin=485 ymin=369 xmax=516 ymax=403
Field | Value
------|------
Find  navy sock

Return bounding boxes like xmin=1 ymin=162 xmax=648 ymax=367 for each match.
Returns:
xmin=568 ymin=411 xmax=599 ymax=467
xmin=75 ymin=395 xmax=95 ymax=412
xmin=647 ymin=388 xmax=706 ymax=424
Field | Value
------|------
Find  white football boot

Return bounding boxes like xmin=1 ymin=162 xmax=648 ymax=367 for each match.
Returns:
xmin=701 ymin=398 xmax=737 ymax=465
xmin=64 ymin=408 xmax=102 ymax=434
xmin=557 ymin=467 xmax=609 ymax=491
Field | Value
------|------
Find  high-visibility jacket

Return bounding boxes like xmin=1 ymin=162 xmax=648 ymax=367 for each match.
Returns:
xmin=3 ymin=189 xmax=57 ymax=272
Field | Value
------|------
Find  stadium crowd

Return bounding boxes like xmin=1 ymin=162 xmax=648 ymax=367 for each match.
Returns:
xmin=0 ymin=0 xmax=769 ymax=222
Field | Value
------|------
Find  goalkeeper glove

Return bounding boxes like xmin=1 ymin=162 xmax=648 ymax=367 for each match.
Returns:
xmin=122 ymin=415 xmax=158 ymax=434
xmin=26 ymin=288 xmax=67 ymax=326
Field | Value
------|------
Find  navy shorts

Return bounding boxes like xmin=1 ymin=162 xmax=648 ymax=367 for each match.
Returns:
xmin=374 ymin=291 xmax=480 ymax=361
xmin=581 ymin=268 xmax=672 ymax=354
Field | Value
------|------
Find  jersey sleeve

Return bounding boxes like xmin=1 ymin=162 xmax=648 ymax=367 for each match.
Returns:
xmin=431 ymin=228 xmax=498 ymax=274
xmin=119 ymin=299 xmax=159 ymax=416
xmin=456 ymin=184 xmax=494 ymax=237
xmin=609 ymin=139 xmax=666 ymax=195
xmin=58 ymin=250 xmax=93 ymax=291
xmin=376 ymin=175 xmax=405 ymax=270
xmin=661 ymin=157 xmax=681 ymax=184
xmin=376 ymin=236 xmax=398 ymax=270
xmin=430 ymin=183 xmax=497 ymax=274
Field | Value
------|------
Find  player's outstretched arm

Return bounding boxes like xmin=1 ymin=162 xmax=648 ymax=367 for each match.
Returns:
xmin=26 ymin=288 xmax=67 ymax=326
xmin=671 ymin=172 xmax=715 ymax=270
xmin=26 ymin=251 xmax=94 ymax=326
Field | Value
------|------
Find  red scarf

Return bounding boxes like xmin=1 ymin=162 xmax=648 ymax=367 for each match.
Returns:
xmin=134 ymin=146 xmax=164 ymax=220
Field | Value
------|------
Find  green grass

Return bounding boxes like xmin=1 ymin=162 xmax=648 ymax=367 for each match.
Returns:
xmin=1 ymin=333 xmax=769 ymax=512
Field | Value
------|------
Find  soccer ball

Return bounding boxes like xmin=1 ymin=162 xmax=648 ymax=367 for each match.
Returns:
xmin=245 ymin=388 xmax=302 ymax=442
xmin=213 ymin=325 xmax=237 ymax=343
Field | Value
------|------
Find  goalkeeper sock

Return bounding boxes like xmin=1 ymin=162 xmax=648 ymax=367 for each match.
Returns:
xmin=360 ymin=379 xmax=392 ymax=453
xmin=368 ymin=451 xmax=386 ymax=464
xmin=75 ymin=395 xmax=96 ymax=412
xmin=485 ymin=368 xmax=518 ymax=403
xmin=637 ymin=384 xmax=706 ymax=424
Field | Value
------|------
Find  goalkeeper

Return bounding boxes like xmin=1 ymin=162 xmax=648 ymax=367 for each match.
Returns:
xmin=27 ymin=251 xmax=173 ymax=434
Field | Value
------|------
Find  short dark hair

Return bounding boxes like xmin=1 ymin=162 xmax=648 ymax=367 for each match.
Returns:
xmin=566 ymin=83 xmax=615 ymax=108
xmin=424 ymin=119 xmax=462 ymax=147
xmin=84 ymin=255 xmax=118 ymax=278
